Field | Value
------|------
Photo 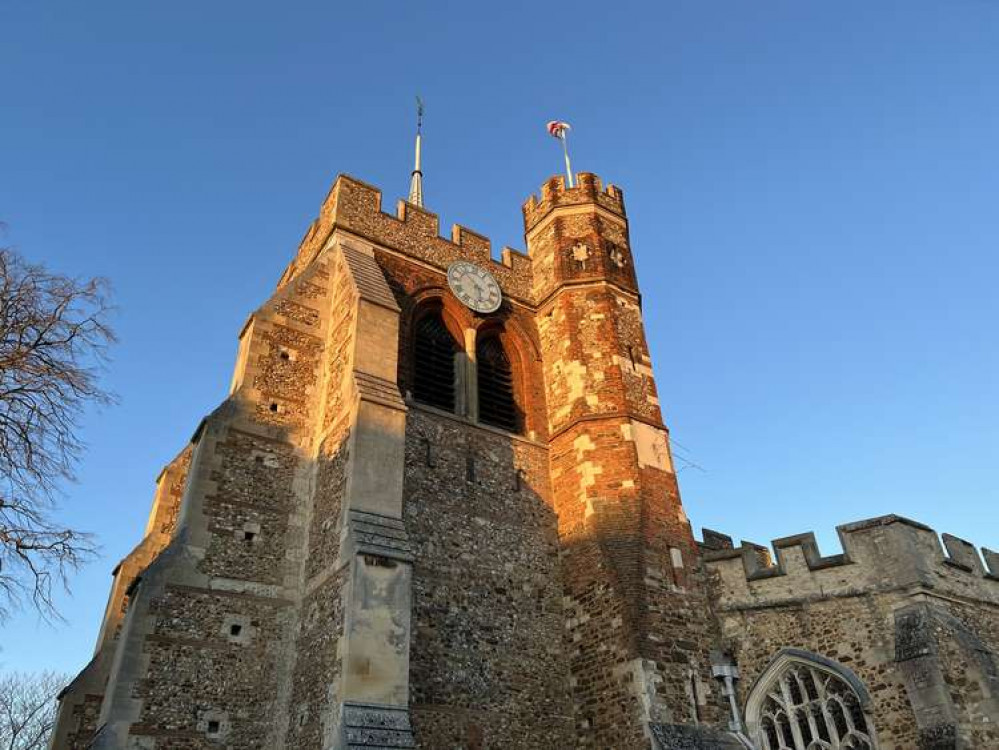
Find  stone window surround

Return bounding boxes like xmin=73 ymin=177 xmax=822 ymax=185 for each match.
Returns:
xmin=744 ymin=648 xmax=879 ymax=750
xmin=407 ymin=294 xmax=533 ymax=437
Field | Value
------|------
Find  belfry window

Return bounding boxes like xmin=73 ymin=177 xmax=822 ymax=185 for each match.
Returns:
xmin=413 ymin=312 xmax=458 ymax=412
xmin=476 ymin=335 xmax=519 ymax=433
xmin=747 ymin=653 xmax=877 ymax=750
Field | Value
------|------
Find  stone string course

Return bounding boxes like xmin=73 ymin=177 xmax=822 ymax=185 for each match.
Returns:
xmin=50 ymin=172 xmax=998 ymax=750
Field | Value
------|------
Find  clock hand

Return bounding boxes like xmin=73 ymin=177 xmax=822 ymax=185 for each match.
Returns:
xmin=466 ymin=277 xmax=485 ymax=296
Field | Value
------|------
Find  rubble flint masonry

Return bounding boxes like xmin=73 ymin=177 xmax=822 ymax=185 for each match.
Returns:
xmin=51 ymin=173 xmax=998 ymax=750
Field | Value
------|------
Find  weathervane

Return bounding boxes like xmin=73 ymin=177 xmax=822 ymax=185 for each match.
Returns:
xmin=408 ymin=96 xmax=425 ymax=207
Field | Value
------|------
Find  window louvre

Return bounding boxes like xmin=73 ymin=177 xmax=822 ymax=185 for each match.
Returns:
xmin=476 ymin=336 xmax=518 ymax=433
xmin=413 ymin=313 xmax=457 ymax=412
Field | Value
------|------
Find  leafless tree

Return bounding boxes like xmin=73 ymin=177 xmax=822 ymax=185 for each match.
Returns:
xmin=0 ymin=670 xmax=68 ymax=750
xmin=0 ymin=243 xmax=115 ymax=621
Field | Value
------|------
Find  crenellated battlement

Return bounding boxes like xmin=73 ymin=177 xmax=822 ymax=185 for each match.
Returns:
xmin=278 ymin=174 xmax=536 ymax=302
xmin=522 ymin=172 xmax=625 ymax=235
xmin=702 ymin=514 xmax=999 ymax=610
xmin=275 ymin=172 xmax=631 ymax=304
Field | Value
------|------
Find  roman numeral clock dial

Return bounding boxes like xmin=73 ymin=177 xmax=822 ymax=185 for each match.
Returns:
xmin=447 ymin=261 xmax=502 ymax=313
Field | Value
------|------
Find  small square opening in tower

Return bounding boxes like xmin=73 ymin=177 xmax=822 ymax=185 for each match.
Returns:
xmin=207 ymin=720 xmax=220 ymax=735
xmin=229 ymin=624 xmax=242 ymax=636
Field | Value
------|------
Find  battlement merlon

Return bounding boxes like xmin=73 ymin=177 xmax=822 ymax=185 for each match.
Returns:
xmin=277 ymin=174 xmax=535 ymax=303
xmin=522 ymin=172 xmax=626 ymax=236
xmin=702 ymin=514 xmax=999 ymax=610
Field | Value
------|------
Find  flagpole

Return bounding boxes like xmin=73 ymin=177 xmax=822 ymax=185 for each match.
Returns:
xmin=561 ymin=131 xmax=574 ymax=188
xmin=546 ymin=120 xmax=575 ymax=187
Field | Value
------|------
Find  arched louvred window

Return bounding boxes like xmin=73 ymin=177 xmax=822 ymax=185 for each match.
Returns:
xmin=476 ymin=335 xmax=519 ymax=433
xmin=747 ymin=651 xmax=878 ymax=750
xmin=413 ymin=312 xmax=458 ymax=412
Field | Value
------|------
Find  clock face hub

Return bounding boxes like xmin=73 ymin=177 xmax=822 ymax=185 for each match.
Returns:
xmin=447 ymin=261 xmax=502 ymax=313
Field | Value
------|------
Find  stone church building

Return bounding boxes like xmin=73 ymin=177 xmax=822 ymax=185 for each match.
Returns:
xmin=51 ymin=170 xmax=998 ymax=749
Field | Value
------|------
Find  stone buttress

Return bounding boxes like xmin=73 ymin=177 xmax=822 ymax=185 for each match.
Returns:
xmin=51 ymin=229 xmax=417 ymax=749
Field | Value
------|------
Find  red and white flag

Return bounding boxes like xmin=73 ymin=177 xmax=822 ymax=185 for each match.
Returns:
xmin=547 ymin=120 xmax=571 ymax=139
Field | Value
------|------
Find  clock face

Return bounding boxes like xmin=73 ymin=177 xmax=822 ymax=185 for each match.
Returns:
xmin=446 ymin=261 xmax=502 ymax=313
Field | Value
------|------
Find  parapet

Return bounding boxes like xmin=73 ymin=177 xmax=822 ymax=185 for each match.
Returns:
xmin=702 ymin=514 xmax=999 ymax=610
xmin=522 ymin=172 xmax=626 ymax=234
xmin=277 ymin=174 xmax=536 ymax=303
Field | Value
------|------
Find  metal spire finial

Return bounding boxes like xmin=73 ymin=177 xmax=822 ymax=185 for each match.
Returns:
xmin=408 ymin=96 xmax=424 ymax=207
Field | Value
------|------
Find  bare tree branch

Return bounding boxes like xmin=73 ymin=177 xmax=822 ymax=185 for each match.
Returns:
xmin=0 ymin=671 xmax=68 ymax=750
xmin=0 ymin=245 xmax=115 ymax=621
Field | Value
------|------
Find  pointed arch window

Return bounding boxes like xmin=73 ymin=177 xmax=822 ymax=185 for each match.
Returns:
xmin=413 ymin=312 xmax=458 ymax=413
xmin=476 ymin=334 xmax=519 ymax=433
xmin=747 ymin=651 xmax=877 ymax=750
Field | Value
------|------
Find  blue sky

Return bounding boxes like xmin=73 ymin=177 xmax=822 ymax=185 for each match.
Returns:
xmin=1 ymin=0 xmax=997 ymax=674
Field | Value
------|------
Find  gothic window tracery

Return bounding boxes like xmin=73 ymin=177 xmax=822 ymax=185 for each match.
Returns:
xmin=748 ymin=655 xmax=877 ymax=750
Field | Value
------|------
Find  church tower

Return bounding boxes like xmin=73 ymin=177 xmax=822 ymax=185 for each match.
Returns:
xmin=49 ymin=169 xmax=738 ymax=750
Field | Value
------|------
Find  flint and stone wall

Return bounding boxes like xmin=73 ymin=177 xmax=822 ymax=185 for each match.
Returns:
xmin=403 ymin=408 xmax=574 ymax=747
